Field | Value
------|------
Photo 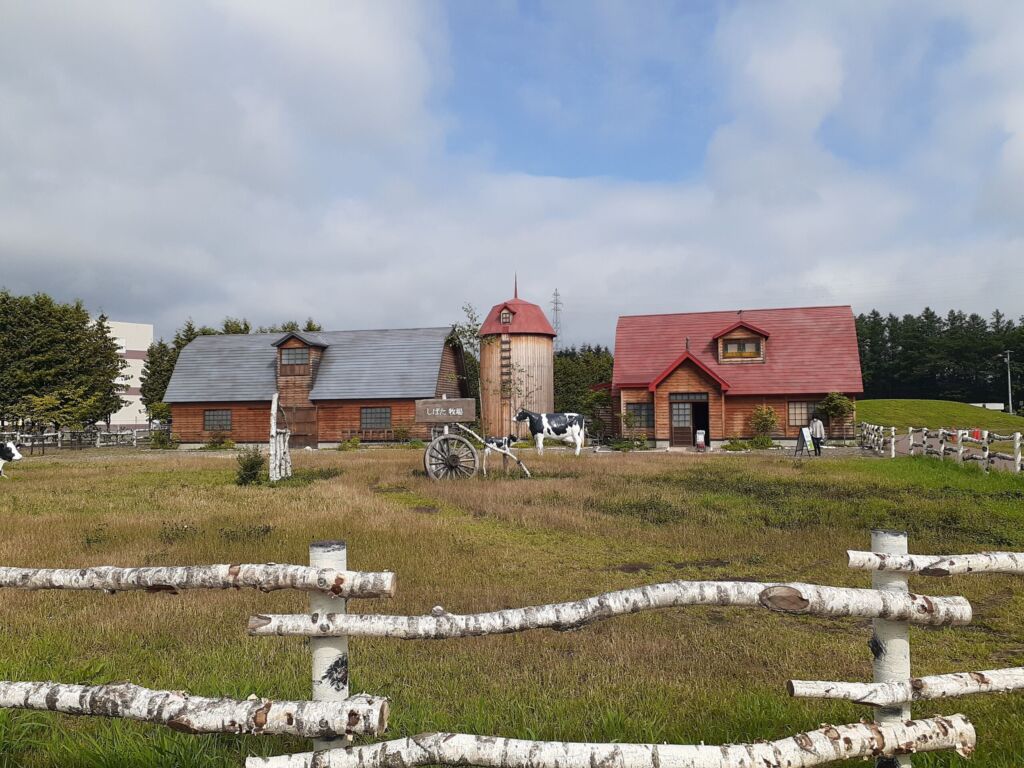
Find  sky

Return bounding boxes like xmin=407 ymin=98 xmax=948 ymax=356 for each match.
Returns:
xmin=1 ymin=1 xmax=1022 ymax=346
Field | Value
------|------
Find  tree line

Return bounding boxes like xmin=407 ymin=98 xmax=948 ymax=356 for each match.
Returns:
xmin=0 ymin=291 xmax=125 ymax=430
xmin=857 ymin=308 xmax=1023 ymax=409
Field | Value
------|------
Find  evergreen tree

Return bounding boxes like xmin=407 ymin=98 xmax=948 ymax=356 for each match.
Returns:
xmin=140 ymin=339 xmax=176 ymax=413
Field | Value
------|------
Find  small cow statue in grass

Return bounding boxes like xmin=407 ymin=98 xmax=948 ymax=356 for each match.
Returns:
xmin=515 ymin=409 xmax=586 ymax=456
xmin=0 ymin=441 xmax=23 ymax=478
xmin=482 ymin=434 xmax=518 ymax=475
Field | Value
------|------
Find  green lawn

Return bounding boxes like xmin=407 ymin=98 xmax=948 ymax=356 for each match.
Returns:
xmin=859 ymin=399 xmax=1024 ymax=433
xmin=2 ymin=448 xmax=1024 ymax=766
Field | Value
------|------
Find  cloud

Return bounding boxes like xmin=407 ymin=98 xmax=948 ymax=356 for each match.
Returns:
xmin=0 ymin=1 xmax=1022 ymax=350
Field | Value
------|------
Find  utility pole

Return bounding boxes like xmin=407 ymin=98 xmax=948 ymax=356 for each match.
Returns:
xmin=550 ymin=289 xmax=563 ymax=349
xmin=1000 ymin=350 xmax=1013 ymax=414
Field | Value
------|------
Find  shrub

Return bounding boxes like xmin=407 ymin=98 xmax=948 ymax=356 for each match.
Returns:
xmin=721 ymin=439 xmax=749 ymax=452
xmin=150 ymin=430 xmax=177 ymax=450
xmin=408 ymin=439 xmax=425 ymax=449
xmin=817 ymin=392 xmax=854 ymax=428
xmin=201 ymin=432 xmax=235 ymax=450
xmin=748 ymin=435 xmax=775 ymax=450
xmin=337 ymin=436 xmax=361 ymax=452
xmin=393 ymin=426 xmax=410 ymax=442
xmin=235 ymin=446 xmax=265 ymax=486
xmin=750 ymin=405 xmax=778 ymax=438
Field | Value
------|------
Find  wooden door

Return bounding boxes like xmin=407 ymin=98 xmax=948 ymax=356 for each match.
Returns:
xmin=282 ymin=406 xmax=317 ymax=449
xmin=670 ymin=401 xmax=692 ymax=446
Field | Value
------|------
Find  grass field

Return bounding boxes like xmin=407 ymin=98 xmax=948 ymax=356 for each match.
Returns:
xmin=2 ymin=447 xmax=1024 ymax=767
xmin=859 ymin=399 xmax=1024 ymax=433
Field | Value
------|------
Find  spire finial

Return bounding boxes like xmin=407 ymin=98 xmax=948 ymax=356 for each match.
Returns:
xmin=514 ymin=273 xmax=518 ymax=299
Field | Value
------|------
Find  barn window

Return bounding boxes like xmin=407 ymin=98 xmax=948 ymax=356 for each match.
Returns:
xmin=787 ymin=401 xmax=816 ymax=427
xmin=281 ymin=348 xmax=309 ymax=366
xmin=722 ymin=338 xmax=761 ymax=359
xmin=625 ymin=402 xmax=654 ymax=428
xmin=500 ymin=309 xmax=512 ymax=324
xmin=204 ymin=409 xmax=232 ymax=431
xmin=361 ymin=407 xmax=392 ymax=430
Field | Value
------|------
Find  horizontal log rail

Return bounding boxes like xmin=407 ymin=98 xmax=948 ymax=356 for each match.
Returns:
xmin=848 ymin=550 xmax=1024 ymax=576
xmin=248 ymin=580 xmax=971 ymax=639
xmin=789 ymin=666 xmax=1024 ymax=707
xmin=244 ymin=715 xmax=975 ymax=768
xmin=0 ymin=564 xmax=396 ymax=598
xmin=0 ymin=681 xmax=388 ymax=738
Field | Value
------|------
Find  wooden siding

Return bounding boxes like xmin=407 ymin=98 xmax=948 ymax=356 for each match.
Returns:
xmin=479 ymin=333 xmax=553 ymax=439
xmin=171 ymin=401 xmax=270 ymax=443
xmin=316 ymin=400 xmax=429 ymax=441
xmin=435 ymin=342 xmax=464 ymax=398
xmin=722 ymin=393 xmax=857 ymax=439
xmin=276 ymin=337 xmax=322 ymax=408
xmin=651 ymin=361 xmax=724 ymax=442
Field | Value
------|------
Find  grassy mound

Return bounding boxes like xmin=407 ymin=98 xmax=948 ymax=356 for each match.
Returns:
xmin=859 ymin=398 xmax=1024 ymax=432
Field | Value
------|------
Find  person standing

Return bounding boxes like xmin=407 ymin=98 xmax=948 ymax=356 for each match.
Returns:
xmin=809 ymin=414 xmax=826 ymax=456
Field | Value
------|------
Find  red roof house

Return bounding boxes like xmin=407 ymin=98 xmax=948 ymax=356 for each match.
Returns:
xmin=612 ymin=306 xmax=863 ymax=446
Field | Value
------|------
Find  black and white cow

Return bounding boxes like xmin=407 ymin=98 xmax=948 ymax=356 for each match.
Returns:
xmin=514 ymin=410 xmax=585 ymax=456
xmin=0 ymin=441 xmax=23 ymax=478
xmin=482 ymin=434 xmax=518 ymax=475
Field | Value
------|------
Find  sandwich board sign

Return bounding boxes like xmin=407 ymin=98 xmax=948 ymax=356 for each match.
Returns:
xmin=794 ymin=426 xmax=814 ymax=456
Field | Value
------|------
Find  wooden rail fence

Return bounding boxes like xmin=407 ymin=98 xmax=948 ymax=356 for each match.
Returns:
xmin=1 ymin=427 xmax=166 ymax=454
xmin=860 ymin=421 xmax=1023 ymax=474
xmin=5 ymin=532 xmax=1024 ymax=766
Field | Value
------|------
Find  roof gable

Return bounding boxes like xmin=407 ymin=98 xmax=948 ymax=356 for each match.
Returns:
xmin=648 ymin=351 xmax=730 ymax=392
xmin=712 ymin=320 xmax=770 ymax=340
xmin=480 ymin=298 xmax=556 ymax=337
xmin=272 ymin=331 xmax=327 ymax=348
xmin=612 ymin=306 xmax=863 ymax=396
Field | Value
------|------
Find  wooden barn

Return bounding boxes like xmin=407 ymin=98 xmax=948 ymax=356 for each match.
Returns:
xmin=164 ymin=328 xmax=465 ymax=447
xmin=612 ymin=306 xmax=863 ymax=447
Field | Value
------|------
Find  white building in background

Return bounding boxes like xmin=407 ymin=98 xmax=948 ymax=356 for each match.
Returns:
xmin=108 ymin=321 xmax=153 ymax=427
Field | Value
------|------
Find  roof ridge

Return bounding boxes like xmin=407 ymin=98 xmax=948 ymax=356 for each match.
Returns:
xmin=618 ymin=304 xmax=852 ymax=320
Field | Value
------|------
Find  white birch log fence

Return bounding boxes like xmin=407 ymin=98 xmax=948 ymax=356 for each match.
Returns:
xmin=244 ymin=716 xmax=977 ymax=768
xmin=790 ymin=666 xmax=1024 ymax=706
xmin=0 ymin=564 xmax=395 ymax=597
xmin=861 ymin=421 xmax=1022 ymax=473
xmin=8 ymin=532 xmax=1022 ymax=766
xmin=270 ymin=392 xmax=293 ymax=482
xmin=0 ymin=681 xmax=388 ymax=738
xmin=849 ymin=550 xmax=1024 ymax=577
xmin=249 ymin=580 xmax=971 ymax=639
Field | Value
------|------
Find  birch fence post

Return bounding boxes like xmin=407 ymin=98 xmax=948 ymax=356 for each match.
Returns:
xmin=957 ymin=430 xmax=964 ymax=464
xmin=890 ymin=427 xmax=896 ymax=459
xmin=907 ymin=427 xmax=914 ymax=457
xmin=871 ymin=529 xmax=911 ymax=768
xmin=982 ymin=431 xmax=990 ymax=474
xmin=1015 ymin=432 xmax=1022 ymax=474
xmin=310 ymin=540 xmax=349 ymax=752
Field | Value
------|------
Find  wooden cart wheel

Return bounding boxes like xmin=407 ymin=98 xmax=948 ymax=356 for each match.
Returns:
xmin=424 ymin=434 xmax=479 ymax=480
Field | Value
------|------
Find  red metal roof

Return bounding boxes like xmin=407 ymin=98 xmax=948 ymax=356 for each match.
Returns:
xmin=613 ymin=305 xmax=863 ymax=396
xmin=480 ymin=297 xmax=557 ymax=337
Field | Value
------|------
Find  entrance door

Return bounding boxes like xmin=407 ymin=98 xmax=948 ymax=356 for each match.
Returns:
xmin=669 ymin=392 xmax=709 ymax=446
xmin=670 ymin=401 xmax=692 ymax=446
xmin=282 ymin=406 xmax=318 ymax=449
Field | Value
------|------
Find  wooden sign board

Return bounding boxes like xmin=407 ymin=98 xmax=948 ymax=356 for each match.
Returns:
xmin=415 ymin=398 xmax=477 ymax=424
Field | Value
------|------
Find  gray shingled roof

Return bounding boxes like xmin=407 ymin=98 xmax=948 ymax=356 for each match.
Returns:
xmin=163 ymin=327 xmax=452 ymax=403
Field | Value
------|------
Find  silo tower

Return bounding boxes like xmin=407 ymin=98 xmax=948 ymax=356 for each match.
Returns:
xmin=479 ymin=282 xmax=556 ymax=439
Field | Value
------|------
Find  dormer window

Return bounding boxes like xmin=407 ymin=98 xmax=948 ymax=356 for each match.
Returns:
xmin=500 ymin=309 xmax=512 ymax=325
xmin=281 ymin=348 xmax=309 ymax=366
xmin=722 ymin=338 xmax=761 ymax=359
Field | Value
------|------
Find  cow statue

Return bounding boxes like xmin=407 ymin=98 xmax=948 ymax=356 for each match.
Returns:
xmin=482 ymin=434 xmax=518 ymax=475
xmin=515 ymin=410 xmax=586 ymax=456
xmin=0 ymin=441 xmax=23 ymax=478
